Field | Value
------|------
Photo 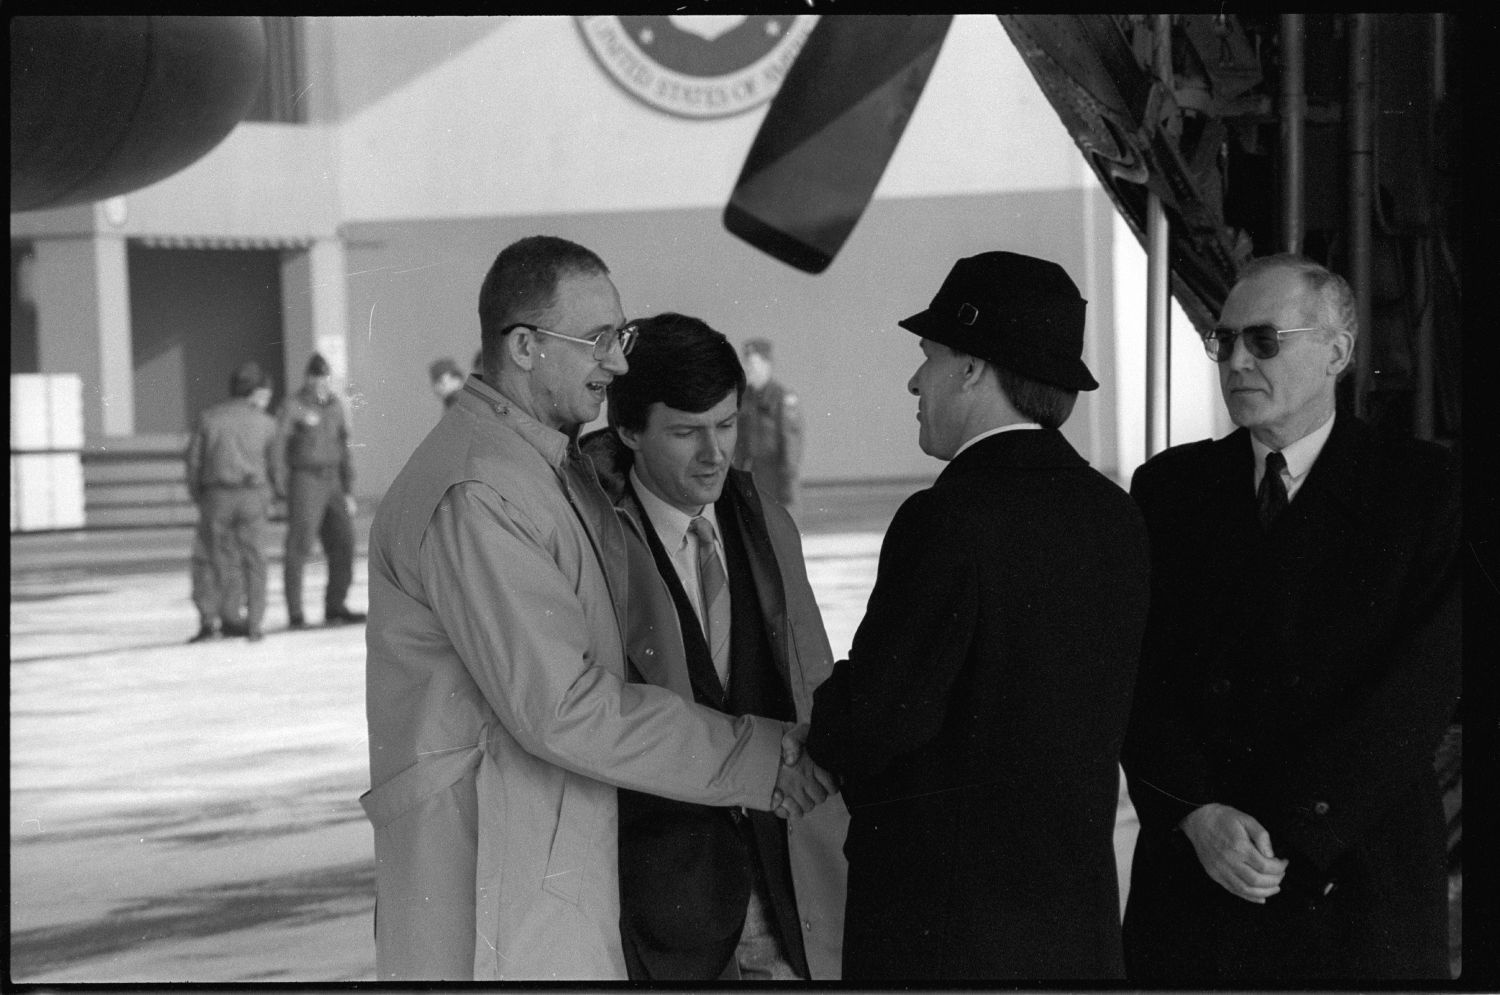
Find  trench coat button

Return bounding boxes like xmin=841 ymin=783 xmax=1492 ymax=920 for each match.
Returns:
xmin=1282 ymin=673 xmax=1301 ymax=689
xmin=803 ymin=920 xmax=812 ymax=931
xmin=1210 ymin=678 xmax=1232 ymax=695
xmin=1313 ymin=801 xmax=1330 ymax=816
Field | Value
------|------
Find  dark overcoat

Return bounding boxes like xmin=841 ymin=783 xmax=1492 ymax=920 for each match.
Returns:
xmin=806 ymin=428 xmax=1151 ymax=981
xmin=1120 ymin=415 xmax=1461 ymax=983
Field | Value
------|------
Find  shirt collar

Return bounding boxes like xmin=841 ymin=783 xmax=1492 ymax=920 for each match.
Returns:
xmin=461 ymin=374 xmax=571 ymax=469
xmin=629 ymin=466 xmax=718 ymax=552
xmin=953 ymin=422 xmax=1043 ymax=460
xmin=1251 ymin=410 xmax=1336 ymax=482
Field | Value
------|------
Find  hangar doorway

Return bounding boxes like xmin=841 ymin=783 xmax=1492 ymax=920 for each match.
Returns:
xmin=128 ymin=244 xmax=288 ymax=432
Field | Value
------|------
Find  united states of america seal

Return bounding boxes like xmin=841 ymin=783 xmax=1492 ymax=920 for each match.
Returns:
xmin=577 ymin=15 xmax=817 ymax=120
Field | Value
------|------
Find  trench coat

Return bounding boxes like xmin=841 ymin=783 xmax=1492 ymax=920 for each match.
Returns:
xmin=362 ymin=379 xmax=784 ymax=980
xmin=585 ymin=434 xmax=848 ymax=979
xmin=805 ymin=428 xmax=1151 ymax=980
xmin=1120 ymin=415 xmax=1461 ymax=982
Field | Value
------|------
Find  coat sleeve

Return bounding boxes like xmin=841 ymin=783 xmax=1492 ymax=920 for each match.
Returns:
xmin=420 ymin=482 xmax=784 ymax=809
xmin=184 ymin=419 xmax=206 ymax=504
xmin=271 ymin=404 xmax=292 ymax=497
xmin=1120 ymin=460 xmax=1216 ymax=832
xmin=805 ymin=490 xmax=977 ymax=784
xmin=1271 ymin=458 xmax=1462 ymax=873
xmin=779 ymin=389 xmax=804 ymax=479
xmin=336 ymin=398 xmax=355 ymax=494
xmin=262 ymin=415 xmax=281 ymax=496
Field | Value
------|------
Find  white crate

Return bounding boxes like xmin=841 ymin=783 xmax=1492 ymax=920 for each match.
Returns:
xmin=9 ymin=373 xmax=85 ymax=452
xmin=10 ymin=452 xmax=86 ymax=531
xmin=47 ymin=373 xmax=84 ymax=450
xmin=50 ymin=451 xmax=86 ymax=528
xmin=10 ymin=374 xmax=51 ymax=451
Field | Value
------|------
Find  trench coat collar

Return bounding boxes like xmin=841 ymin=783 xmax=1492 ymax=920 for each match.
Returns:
xmin=457 ymin=375 xmax=571 ymax=469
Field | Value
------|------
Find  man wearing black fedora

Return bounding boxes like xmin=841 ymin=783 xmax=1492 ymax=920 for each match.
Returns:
xmin=798 ymin=251 xmax=1152 ymax=980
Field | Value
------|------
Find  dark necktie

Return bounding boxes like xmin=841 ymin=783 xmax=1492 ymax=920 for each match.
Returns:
xmin=1258 ymin=450 xmax=1289 ymax=530
xmin=688 ymin=515 xmax=731 ymax=688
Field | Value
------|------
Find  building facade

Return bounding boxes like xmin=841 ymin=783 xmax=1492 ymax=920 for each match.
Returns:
xmin=10 ymin=15 xmax=1225 ymax=525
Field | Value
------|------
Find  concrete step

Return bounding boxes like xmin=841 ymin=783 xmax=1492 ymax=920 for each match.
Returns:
xmin=82 ymin=434 xmax=196 ymax=529
xmin=85 ymin=459 xmax=188 ymax=484
xmin=85 ymin=503 xmax=201 ymax=529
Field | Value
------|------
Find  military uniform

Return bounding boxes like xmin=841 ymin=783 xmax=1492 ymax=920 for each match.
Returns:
xmin=185 ymin=395 xmax=279 ymax=636
xmin=733 ymin=380 xmax=803 ymax=513
xmin=276 ymin=383 xmax=357 ymax=624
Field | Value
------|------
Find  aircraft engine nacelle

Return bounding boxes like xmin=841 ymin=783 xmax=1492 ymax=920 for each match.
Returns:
xmin=10 ymin=15 xmax=266 ymax=213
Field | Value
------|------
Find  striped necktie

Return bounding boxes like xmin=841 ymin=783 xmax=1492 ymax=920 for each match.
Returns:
xmin=689 ymin=515 xmax=731 ymax=688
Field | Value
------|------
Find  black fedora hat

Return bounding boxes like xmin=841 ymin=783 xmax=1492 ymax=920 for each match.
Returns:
xmin=898 ymin=251 xmax=1098 ymax=391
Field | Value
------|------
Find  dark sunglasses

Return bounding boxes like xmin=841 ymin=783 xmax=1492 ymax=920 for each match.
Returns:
xmin=1201 ymin=324 xmax=1319 ymax=362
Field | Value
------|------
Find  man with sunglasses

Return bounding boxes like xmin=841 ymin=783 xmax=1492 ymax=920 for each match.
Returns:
xmin=1121 ymin=254 xmax=1461 ymax=982
xmin=362 ymin=236 xmax=830 ymax=981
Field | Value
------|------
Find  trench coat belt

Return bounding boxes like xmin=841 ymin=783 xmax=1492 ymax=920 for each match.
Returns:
xmin=358 ymin=724 xmax=511 ymax=979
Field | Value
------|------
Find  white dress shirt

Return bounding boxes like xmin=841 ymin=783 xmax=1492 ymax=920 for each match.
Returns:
xmin=1251 ymin=411 xmax=1335 ymax=502
xmin=629 ymin=467 xmax=730 ymax=677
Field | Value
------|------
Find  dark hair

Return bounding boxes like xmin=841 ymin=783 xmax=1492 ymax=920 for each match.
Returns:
xmin=477 ymin=236 xmax=609 ymax=379
xmin=994 ymin=365 xmax=1077 ymax=430
xmin=305 ymin=353 xmax=331 ymax=377
xmin=230 ymin=361 xmax=268 ymax=398
xmin=607 ymin=312 xmax=746 ymax=434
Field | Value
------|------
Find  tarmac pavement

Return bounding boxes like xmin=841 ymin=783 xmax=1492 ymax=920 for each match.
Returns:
xmin=10 ymin=486 xmax=1141 ymax=983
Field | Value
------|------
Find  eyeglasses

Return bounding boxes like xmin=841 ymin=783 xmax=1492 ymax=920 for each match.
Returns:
xmin=1201 ymin=324 xmax=1320 ymax=362
xmin=502 ymin=321 xmax=638 ymax=360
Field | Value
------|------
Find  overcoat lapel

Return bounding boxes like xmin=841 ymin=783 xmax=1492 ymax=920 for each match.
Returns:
xmin=719 ymin=475 xmax=792 ymax=690
xmin=614 ymin=487 xmax=694 ymax=700
xmin=1262 ymin=415 xmax=1373 ymax=564
xmin=626 ymin=482 xmax=728 ymax=708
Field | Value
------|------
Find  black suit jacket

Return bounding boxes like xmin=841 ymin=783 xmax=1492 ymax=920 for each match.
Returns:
xmin=1120 ymin=415 xmax=1461 ymax=982
xmin=806 ymin=428 xmax=1151 ymax=980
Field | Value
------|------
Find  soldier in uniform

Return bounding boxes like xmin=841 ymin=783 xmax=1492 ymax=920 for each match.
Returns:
xmin=429 ymin=357 xmax=465 ymax=408
xmin=732 ymin=339 xmax=804 ymax=517
xmin=184 ymin=360 xmax=279 ymax=642
xmin=276 ymin=353 xmax=365 ymax=629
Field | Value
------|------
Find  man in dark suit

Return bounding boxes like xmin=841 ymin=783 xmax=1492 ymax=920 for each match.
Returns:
xmin=800 ymin=252 xmax=1152 ymax=980
xmin=1120 ymin=253 xmax=1461 ymax=982
xmin=582 ymin=313 xmax=847 ymax=981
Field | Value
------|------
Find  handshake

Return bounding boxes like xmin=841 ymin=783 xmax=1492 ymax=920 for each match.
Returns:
xmin=770 ymin=723 xmax=840 ymax=819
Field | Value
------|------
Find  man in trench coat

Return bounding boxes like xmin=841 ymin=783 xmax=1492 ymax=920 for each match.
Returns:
xmin=362 ymin=236 xmax=830 ymax=980
xmin=1120 ymin=253 xmax=1461 ymax=982
xmin=801 ymin=252 xmax=1152 ymax=980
